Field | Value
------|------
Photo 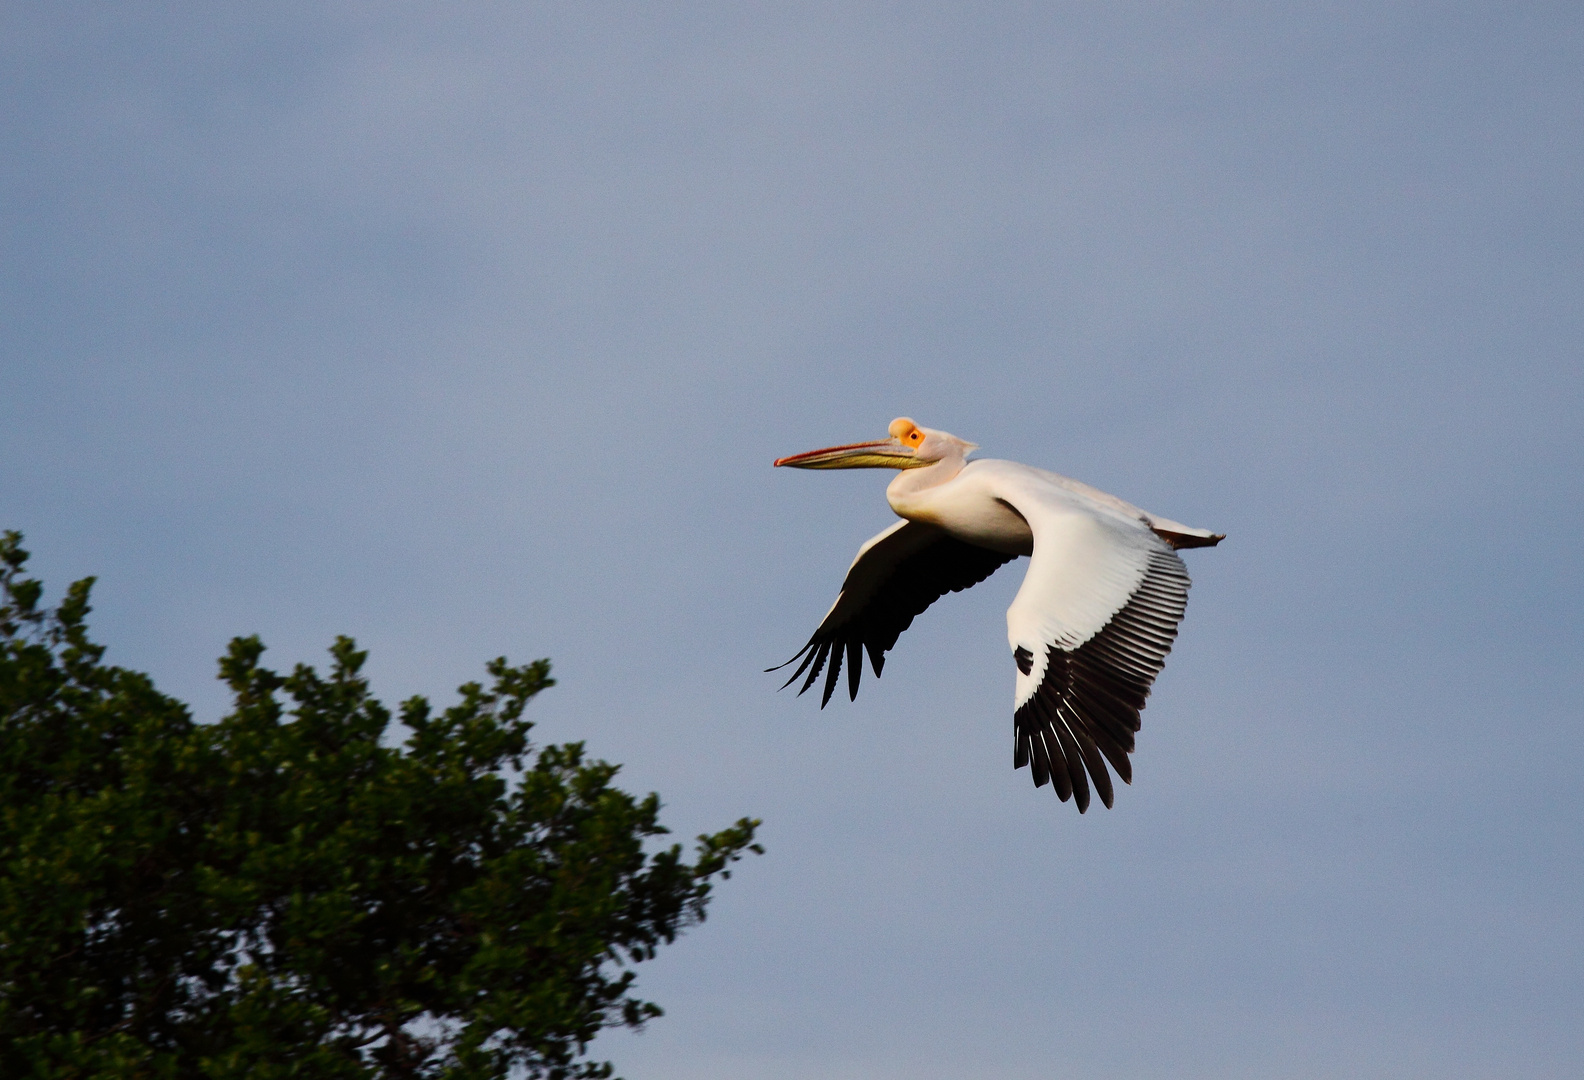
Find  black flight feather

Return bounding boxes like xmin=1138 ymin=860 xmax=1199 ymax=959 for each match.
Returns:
xmin=772 ymin=528 xmax=1015 ymax=707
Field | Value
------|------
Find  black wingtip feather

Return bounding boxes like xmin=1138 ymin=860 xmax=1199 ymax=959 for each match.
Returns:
xmin=1065 ymin=710 xmax=1114 ymax=809
xmin=775 ymin=645 xmax=819 ymax=690
xmin=820 ymin=642 xmax=843 ymax=708
xmin=1038 ymin=718 xmax=1074 ymax=803
xmin=797 ymin=644 xmax=828 ymax=697
xmin=1053 ymin=722 xmax=1090 ymax=812
xmin=1027 ymin=730 xmax=1051 ymax=788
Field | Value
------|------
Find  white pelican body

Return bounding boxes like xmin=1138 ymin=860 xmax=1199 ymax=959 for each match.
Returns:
xmin=773 ymin=418 xmax=1223 ymax=813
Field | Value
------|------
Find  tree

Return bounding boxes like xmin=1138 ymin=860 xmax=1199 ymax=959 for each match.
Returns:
xmin=0 ymin=532 xmax=761 ymax=1079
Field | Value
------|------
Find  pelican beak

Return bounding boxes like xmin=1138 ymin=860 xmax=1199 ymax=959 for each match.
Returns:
xmin=774 ymin=439 xmax=924 ymax=470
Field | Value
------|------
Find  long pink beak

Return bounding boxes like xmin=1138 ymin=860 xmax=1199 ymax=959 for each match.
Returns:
xmin=774 ymin=439 xmax=920 ymax=469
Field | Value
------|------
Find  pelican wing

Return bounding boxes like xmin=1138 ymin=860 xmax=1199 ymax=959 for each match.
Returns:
xmin=993 ymin=467 xmax=1192 ymax=812
xmin=773 ymin=520 xmax=1016 ymax=707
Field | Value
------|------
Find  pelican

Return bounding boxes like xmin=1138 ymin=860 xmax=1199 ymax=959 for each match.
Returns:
xmin=772 ymin=418 xmax=1223 ymax=812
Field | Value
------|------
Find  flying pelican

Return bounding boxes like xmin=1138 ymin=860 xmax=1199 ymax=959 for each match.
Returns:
xmin=772 ymin=418 xmax=1223 ymax=812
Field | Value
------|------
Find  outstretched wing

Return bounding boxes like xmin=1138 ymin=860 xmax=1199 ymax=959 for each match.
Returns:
xmin=772 ymin=520 xmax=1016 ymax=707
xmin=988 ymin=464 xmax=1193 ymax=813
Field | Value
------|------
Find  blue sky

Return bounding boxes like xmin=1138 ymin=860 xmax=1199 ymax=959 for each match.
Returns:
xmin=3 ymin=3 xmax=1581 ymax=1077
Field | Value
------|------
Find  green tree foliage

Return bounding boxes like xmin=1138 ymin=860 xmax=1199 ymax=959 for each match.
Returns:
xmin=0 ymin=532 xmax=761 ymax=1079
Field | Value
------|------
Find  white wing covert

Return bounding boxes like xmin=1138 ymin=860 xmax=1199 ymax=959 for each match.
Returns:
xmin=994 ymin=468 xmax=1192 ymax=812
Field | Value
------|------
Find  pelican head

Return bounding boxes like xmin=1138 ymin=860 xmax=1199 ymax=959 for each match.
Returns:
xmin=774 ymin=418 xmax=978 ymax=470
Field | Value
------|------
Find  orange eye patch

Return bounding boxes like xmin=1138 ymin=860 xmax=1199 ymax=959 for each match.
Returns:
xmin=888 ymin=417 xmax=924 ymax=444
